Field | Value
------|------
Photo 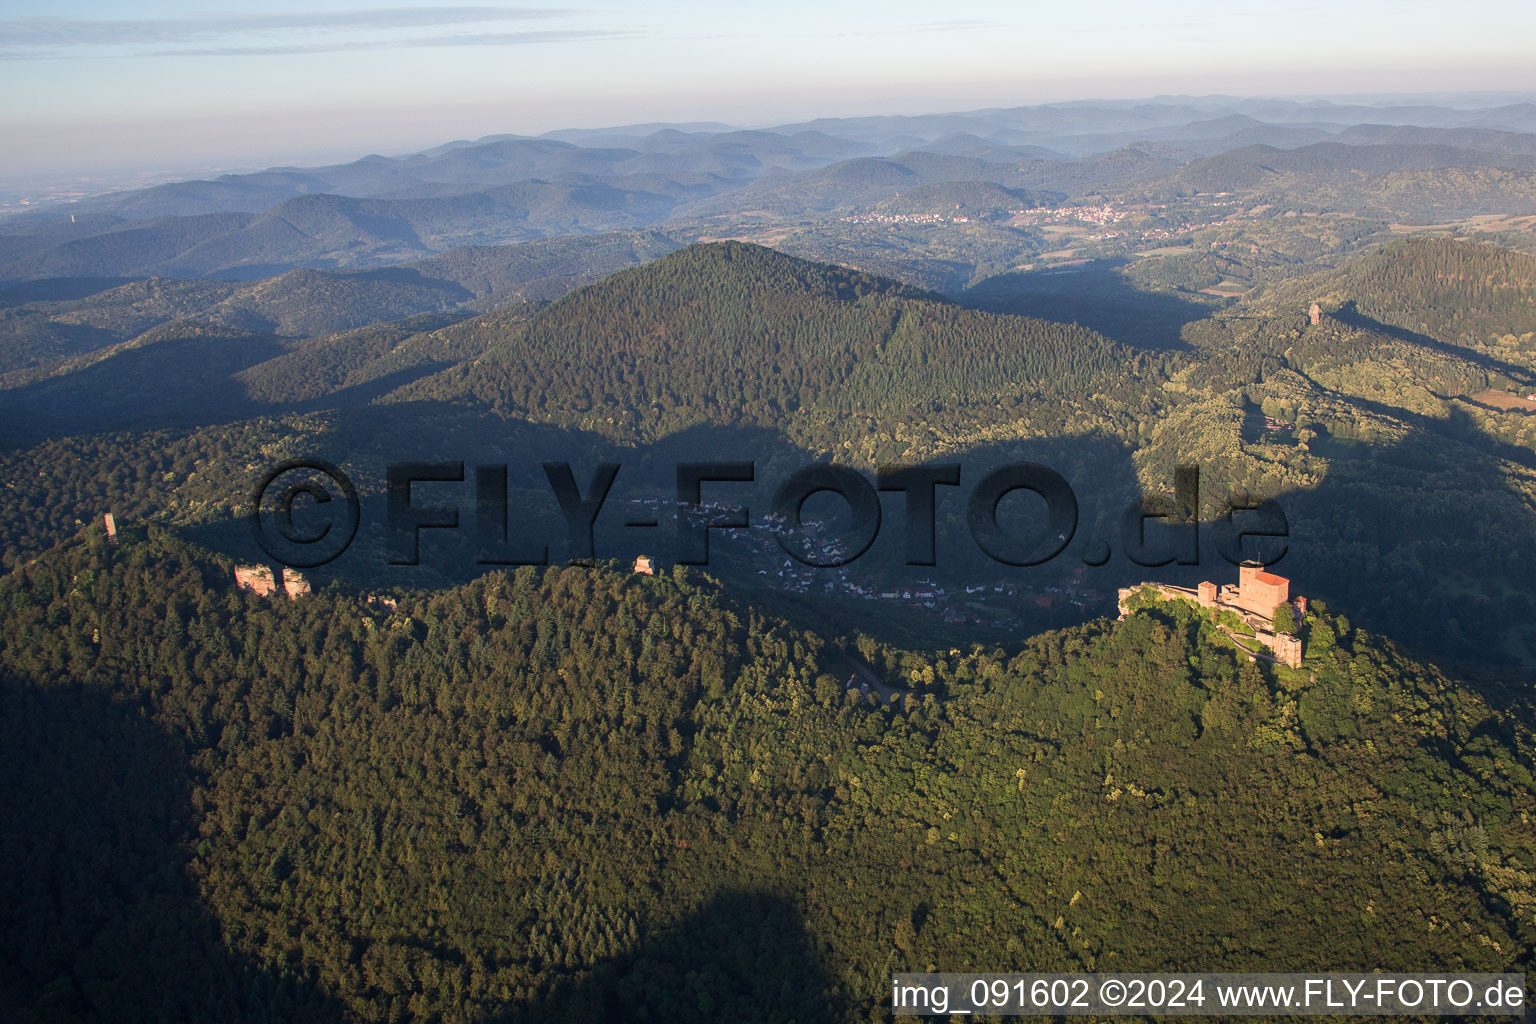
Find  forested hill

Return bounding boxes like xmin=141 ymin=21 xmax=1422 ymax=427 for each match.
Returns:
xmin=407 ymin=241 xmax=1147 ymax=440
xmin=0 ymin=527 xmax=1531 ymax=1021
xmin=0 ymin=231 xmax=681 ymax=376
xmin=1257 ymin=237 xmax=1536 ymax=352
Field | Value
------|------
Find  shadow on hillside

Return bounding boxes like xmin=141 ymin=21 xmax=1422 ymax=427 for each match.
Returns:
xmin=286 ymin=362 xmax=460 ymax=412
xmin=1262 ymin=406 xmax=1536 ymax=691
xmin=206 ymin=262 xmax=348 ymax=281
xmin=0 ymin=677 xmax=348 ymax=1023
xmin=138 ymin=372 xmax=1536 ymax=691
xmin=0 ymin=318 xmax=128 ymax=375
xmin=492 ymin=891 xmax=848 ymax=1024
xmin=0 ymin=276 xmax=140 ymax=306
xmin=0 ymin=332 xmax=286 ymax=445
xmin=0 ymin=333 xmax=457 ymax=447
xmin=954 ymin=258 xmax=1218 ymax=350
xmin=182 ymin=402 xmax=1175 ymax=652
xmin=1330 ymin=301 xmax=1534 ymax=384
xmin=1295 ymin=362 xmax=1536 ymax=476
xmin=12 ymin=327 xmax=1536 ymax=687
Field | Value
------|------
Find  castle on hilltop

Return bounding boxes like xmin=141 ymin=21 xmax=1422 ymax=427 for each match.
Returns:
xmin=1119 ymin=562 xmax=1306 ymax=668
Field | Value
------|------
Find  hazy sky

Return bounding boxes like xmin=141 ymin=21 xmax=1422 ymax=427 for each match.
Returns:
xmin=4 ymin=0 xmax=1535 ymax=183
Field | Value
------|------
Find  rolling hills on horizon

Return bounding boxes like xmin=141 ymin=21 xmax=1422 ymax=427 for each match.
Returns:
xmin=7 ymin=95 xmax=1536 ymax=284
xmin=13 ymin=94 xmax=1536 ymax=217
xmin=9 ymin=131 xmax=1535 ymax=280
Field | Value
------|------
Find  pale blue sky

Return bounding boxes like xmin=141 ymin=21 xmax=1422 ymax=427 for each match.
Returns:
xmin=3 ymin=0 xmax=1535 ymax=182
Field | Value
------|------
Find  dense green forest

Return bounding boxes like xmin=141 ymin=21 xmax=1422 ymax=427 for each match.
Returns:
xmin=1 ymin=528 xmax=1531 ymax=1022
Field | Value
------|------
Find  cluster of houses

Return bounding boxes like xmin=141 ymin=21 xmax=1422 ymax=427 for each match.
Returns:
xmin=827 ymin=194 xmax=1261 ymax=255
xmin=837 ymin=212 xmax=975 ymax=225
xmin=625 ymin=496 xmax=1107 ymax=629
xmin=1011 ymin=202 xmax=1130 ymax=226
xmin=1006 ymin=200 xmax=1232 ymax=246
xmin=1137 ymin=221 xmax=1212 ymax=241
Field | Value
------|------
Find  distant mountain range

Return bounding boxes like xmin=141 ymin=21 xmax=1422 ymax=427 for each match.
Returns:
xmin=5 ymin=96 xmax=1536 ymax=281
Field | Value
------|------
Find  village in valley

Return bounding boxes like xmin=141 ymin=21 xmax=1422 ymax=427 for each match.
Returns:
xmin=827 ymin=195 xmax=1258 ymax=259
xmin=621 ymin=494 xmax=1109 ymax=633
